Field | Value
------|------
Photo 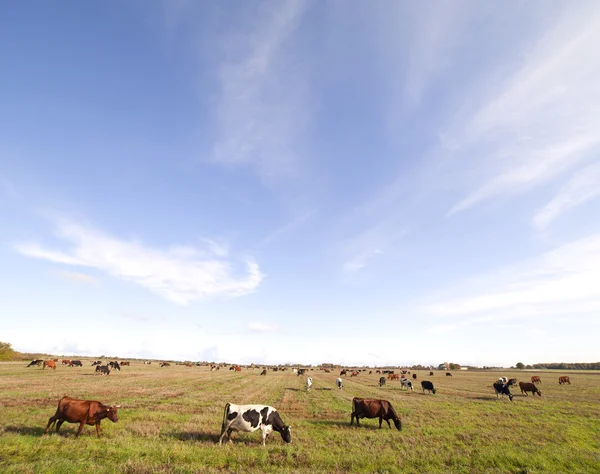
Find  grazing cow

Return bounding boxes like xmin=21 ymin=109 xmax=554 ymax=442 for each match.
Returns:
xmin=379 ymin=376 xmax=386 ymax=387
xmin=211 ymin=365 xmax=217 ymax=371
xmin=260 ymin=369 xmax=267 ymax=376
xmin=95 ymin=365 xmax=110 ymax=376
xmin=351 ymin=371 xmax=358 ymax=377
xmin=493 ymin=382 xmax=514 ymax=401
xmin=160 ymin=362 xmax=170 ymax=367
xmin=401 ymin=379 xmax=414 ymax=391
xmin=219 ymin=403 xmax=292 ymax=446
xmin=44 ymin=396 xmax=120 ymax=438
xmin=27 ymin=359 xmax=43 ymax=367
xmin=446 ymin=373 xmax=452 ymax=377
xmin=340 ymin=369 xmax=347 ymax=376
xmin=412 ymin=373 xmax=417 ymax=380
xmin=43 ymin=360 xmax=56 ymax=370
xmin=108 ymin=361 xmax=120 ymax=371
xmin=120 ymin=361 xmax=130 ymax=366
xmin=375 ymin=369 xmax=381 ymax=374
xmin=69 ymin=360 xmax=83 ymax=367
xmin=369 ymin=370 xmax=372 ymax=374
xmin=559 ymin=376 xmax=571 ymax=385
xmin=62 ymin=360 xmax=71 ymax=366
xmin=336 ymin=378 xmax=343 ymax=390
xmin=531 ymin=376 xmax=542 ymax=384
xmin=306 ymin=377 xmax=313 ymax=391
xmin=507 ymin=378 xmax=518 ymax=387
xmin=144 ymin=361 xmax=152 ymax=365
xmin=421 ymin=380 xmax=436 ymax=394
xmin=234 ymin=366 xmax=242 ymax=372
xmin=429 ymin=371 xmax=434 ymax=376
xmin=350 ymin=398 xmax=402 ymax=430
xmin=297 ymin=368 xmax=306 ymax=376
xmin=388 ymin=373 xmax=399 ymax=381
xmin=91 ymin=361 xmax=102 ymax=366
xmin=324 ymin=369 xmax=331 ymax=373
xmin=519 ymin=382 xmax=542 ymax=396
xmin=185 ymin=363 xmax=192 ymax=367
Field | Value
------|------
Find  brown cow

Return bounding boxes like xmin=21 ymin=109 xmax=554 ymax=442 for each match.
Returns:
xmin=350 ymin=398 xmax=402 ymax=430
xmin=351 ymin=371 xmax=359 ymax=377
xmin=185 ymin=363 xmax=192 ymax=367
xmin=43 ymin=360 xmax=56 ymax=370
xmin=388 ymin=373 xmax=399 ymax=381
xmin=61 ymin=360 xmax=71 ymax=366
xmin=44 ymin=396 xmax=120 ymax=437
xmin=120 ymin=361 xmax=130 ymax=366
xmin=445 ymin=373 xmax=452 ymax=377
xmin=234 ymin=365 xmax=242 ymax=372
xmin=531 ymin=376 xmax=542 ymax=384
xmin=519 ymin=382 xmax=542 ymax=396
xmin=559 ymin=376 xmax=571 ymax=385
xmin=429 ymin=371 xmax=434 ymax=376
xmin=260 ymin=369 xmax=267 ymax=375
xmin=160 ymin=362 xmax=170 ymax=367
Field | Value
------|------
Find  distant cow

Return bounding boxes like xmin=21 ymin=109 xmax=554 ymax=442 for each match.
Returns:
xmin=185 ymin=363 xmax=192 ymax=367
xmin=297 ymin=368 xmax=306 ymax=376
xmin=108 ymin=361 xmax=120 ymax=371
xmin=519 ymin=382 xmax=542 ymax=396
xmin=498 ymin=377 xmax=508 ymax=385
xmin=91 ymin=361 xmax=102 ymax=366
xmin=144 ymin=361 xmax=152 ymax=365
xmin=340 ymin=369 xmax=347 ymax=376
xmin=219 ymin=403 xmax=292 ymax=446
xmin=69 ymin=360 xmax=82 ymax=367
xmin=401 ymin=379 xmax=413 ymax=391
xmin=160 ymin=362 xmax=170 ymax=367
xmin=44 ymin=396 xmax=120 ymax=437
xmin=412 ymin=373 xmax=417 ymax=380
xmin=95 ymin=365 xmax=110 ymax=375
xmin=375 ymin=370 xmax=381 ymax=374
xmin=379 ymin=376 xmax=386 ymax=387
xmin=559 ymin=376 xmax=571 ymax=385
xmin=350 ymin=398 xmax=402 ymax=430
xmin=421 ymin=380 xmax=436 ymax=394
xmin=446 ymin=373 xmax=452 ymax=377
xmin=388 ymin=373 xmax=399 ymax=381
xmin=336 ymin=378 xmax=343 ymax=390
xmin=120 ymin=361 xmax=130 ymax=366
xmin=351 ymin=371 xmax=358 ymax=377
xmin=43 ymin=360 xmax=56 ymax=370
xmin=306 ymin=377 xmax=313 ymax=391
xmin=531 ymin=376 xmax=542 ymax=384
xmin=62 ymin=360 xmax=71 ymax=366
xmin=493 ymin=382 xmax=514 ymax=401
xmin=507 ymin=378 xmax=518 ymax=387
xmin=27 ymin=359 xmax=43 ymax=367
xmin=234 ymin=366 xmax=242 ymax=372
xmin=324 ymin=369 xmax=331 ymax=373
xmin=260 ymin=369 xmax=267 ymax=376
xmin=429 ymin=371 xmax=434 ymax=376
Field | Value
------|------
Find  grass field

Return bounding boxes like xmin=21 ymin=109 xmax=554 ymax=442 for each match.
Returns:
xmin=1 ymin=362 xmax=599 ymax=473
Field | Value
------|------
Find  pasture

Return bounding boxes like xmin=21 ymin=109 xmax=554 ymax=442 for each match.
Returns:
xmin=1 ymin=362 xmax=599 ymax=473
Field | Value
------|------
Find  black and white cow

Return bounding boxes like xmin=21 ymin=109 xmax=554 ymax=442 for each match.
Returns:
xmin=109 ymin=361 xmax=121 ymax=371
xmin=219 ymin=403 xmax=292 ymax=446
xmin=401 ymin=379 xmax=413 ymax=391
xmin=306 ymin=377 xmax=313 ymax=391
xmin=95 ymin=365 xmax=110 ymax=375
xmin=379 ymin=376 xmax=386 ymax=387
xmin=493 ymin=382 xmax=514 ymax=401
xmin=336 ymin=378 xmax=343 ymax=390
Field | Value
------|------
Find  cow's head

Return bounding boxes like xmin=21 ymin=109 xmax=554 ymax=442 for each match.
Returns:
xmin=280 ymin=425 xmax=292 ymax=443
xmin=536 ymin=390 xmax=542 ymax=397
xmin=106 ymin=405 xmax=120 ymax=422
xmin=393 ymin=417 xmax=402 ymax=431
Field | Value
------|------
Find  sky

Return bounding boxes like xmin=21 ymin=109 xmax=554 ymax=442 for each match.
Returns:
xmin=1 ymin=2 xmax=599 ymax=367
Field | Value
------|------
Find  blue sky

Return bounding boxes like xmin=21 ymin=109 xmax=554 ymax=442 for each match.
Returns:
xmin=1 ymin=2 xmax=599 ymax=366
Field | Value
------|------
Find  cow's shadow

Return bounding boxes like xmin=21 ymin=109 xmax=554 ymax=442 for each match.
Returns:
xmin=311 ymin=420 xmax=363 ymax=429
xmin=164 ymin=431 xmax=219 ymax=443
xmin=315 ymin=388 xmax=332 ymax=391
xmin=4 ymin=426 xmax=47 ymax=436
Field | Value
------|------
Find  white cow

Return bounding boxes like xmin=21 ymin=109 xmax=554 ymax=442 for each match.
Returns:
xmin=306 ymin=377 xmax=313 ymax=391
xmin=219 ymin=403 xmax=292 ymax=446
xmin=401 ymin=378 xmax=414 ymax=391
xmin=336 ymin=377 xmax=343 ymax=390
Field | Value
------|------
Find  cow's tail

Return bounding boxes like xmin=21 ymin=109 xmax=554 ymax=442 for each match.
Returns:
xmin=221 ymin=403 xmax=231 ymax=434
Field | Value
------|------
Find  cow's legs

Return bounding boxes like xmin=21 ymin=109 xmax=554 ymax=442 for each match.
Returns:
xmin=44 ymin=415 xmax=59 ymax=434
xmin=96 ymin=423 xmax=102 ymax=438
xmin=218 ymin=425 xmax=230 ymax=446
xmin=55 ymin=419 xmax=65 ymax=433
xmin=378 ymin=417 xmax=383 ymax=429
xmin=76 ymin=421 xmax=86 ymax=437
xmin=350 ymin=412 xmax=355 ymax=425
xmin=385 ymin=419 xmax=391 ymax=428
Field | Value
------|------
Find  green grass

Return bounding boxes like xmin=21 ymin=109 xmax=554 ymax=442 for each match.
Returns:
xmin=1 ymin=362 xmax=599 ymax=473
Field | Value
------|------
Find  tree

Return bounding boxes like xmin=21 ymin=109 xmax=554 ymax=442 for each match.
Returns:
xmin=516 ymin=362 xmax=525 ymax=370
xmin=0 ymin=342 xmax=15 ymax=361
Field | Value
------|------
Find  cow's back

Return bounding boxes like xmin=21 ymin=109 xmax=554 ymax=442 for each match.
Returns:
xmin=58 ymin=397 xmax=93 ymax=422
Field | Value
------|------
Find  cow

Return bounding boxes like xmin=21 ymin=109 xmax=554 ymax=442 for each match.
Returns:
xmin=430 ymin=371 xmax=434 ymax=376
xmin=559 ymin=376 xmax=571 ymax=385
xmin=340 ymin=369 xmax=347 ymax=376
xmin=336 ymin=378 xmax=343 ymax=390
xmin=493 ymin=382 xmax=514 ymax=401
xmin=62 ymin=360 xmax=71 ymax=366
xmin=120 ymin=361 xmax=130 ymax=366
xmin=91 ymin=361 xmax=102 ymax=366
xmin=69 ymin=360 xmax=83 ymax=367
xmin=306 ymin=377 xmax=313 ymax=391
xmin=108 ymin=361 xmax=120 ymax=371
xmin=498 ymin=377 xmax=508 ymax=385
xmin=519 ymin=382 xmax=542 ymax=396
xmin=160 ymin=362 xmax=170 ymax=367
xmin=44 ymin=396 xmax=120 ymax=437
xmin=43 ymin=360 xmax=56 ymax=370
xmin=219 ymin=403 xmax=292 ymax=446
xmin=401 ymin=379 xmax=414 ymax=391
xmin=234 ymin=366 xmax=242 ymax=372
xmin=412 ymin=373 xmax=417 ymax=380
xmin=369 ymin=370 xmax=372 ymax=374
xmin=351 ymin=371 xmax=358 ymax=377
xmin=185 ymin=363 xmax=192 ymax=367
xmin=388 ymin=373 xmax=399 ymax=381
xmin=507 ymin=378 xmax=518 ymax=387
xmin=324 ymin=369 xmax=331 ymax=373
xmin=531 ymin=376 xmax=542 ymax=384
xmin=421 ymin=380 xmax=436 ymax=394
xmin=27 ymin=359 xmax=43 ymax=367
xmin=379 ymin=376 xmax=386 ymax=387
xmin=144 ymin=361 xmax=152 ymax=365
xmin=297 ymin=368 xmax=306 ymax=376
xmin=446 ymin=373 xmax=452 ymax=377
xmin=260 ymin=369 xmax=267 ymax=376
xmin=350 ymin=398 xmax=402 ymax=430
xmin=95 ymin=365 xmax=110 ymax=375
xmin=375 ymin=369 xmax=381 ymax=374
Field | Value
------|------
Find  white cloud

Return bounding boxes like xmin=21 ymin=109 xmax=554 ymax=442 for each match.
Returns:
xmin=447 ymin=4 xmax=600 ymax=215
xmin=212 ymin=0 xmax=308 ymax=181
xmin=532 ymin=163 xmax=600 ymax=229
xmin=420 ymin=234 xmax=600 ymax=321
xmin=16 ymin=220 xmax=263 ymax=305
xmin=58 ymin=271 xmax=97 ymax=283
xmin=247 ymin=321 xmax=277 ymax=333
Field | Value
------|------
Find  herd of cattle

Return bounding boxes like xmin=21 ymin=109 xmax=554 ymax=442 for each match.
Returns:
xmin=28 ymin=359 xmax=574 ymax=445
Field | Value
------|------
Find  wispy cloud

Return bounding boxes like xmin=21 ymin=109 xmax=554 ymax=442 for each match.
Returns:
xmin=247 ymin=321 xmax=277 ymax=333
xmin=447 ymin=4 xmax=600 ymax=215
xmin=212 ymin=0 xmax=309 ymax=181
xmin=58 ymin=271 xmax=97 ymax=284
xmin=532 ymin=163 xmax=600 ymax=230
xmin=16 ymin=220 xmax=263 ymax=305
xmin=420 ymin=234 xmax=600 ymax=322
xmin=258 ymin=209 xmax=314 ymax=246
